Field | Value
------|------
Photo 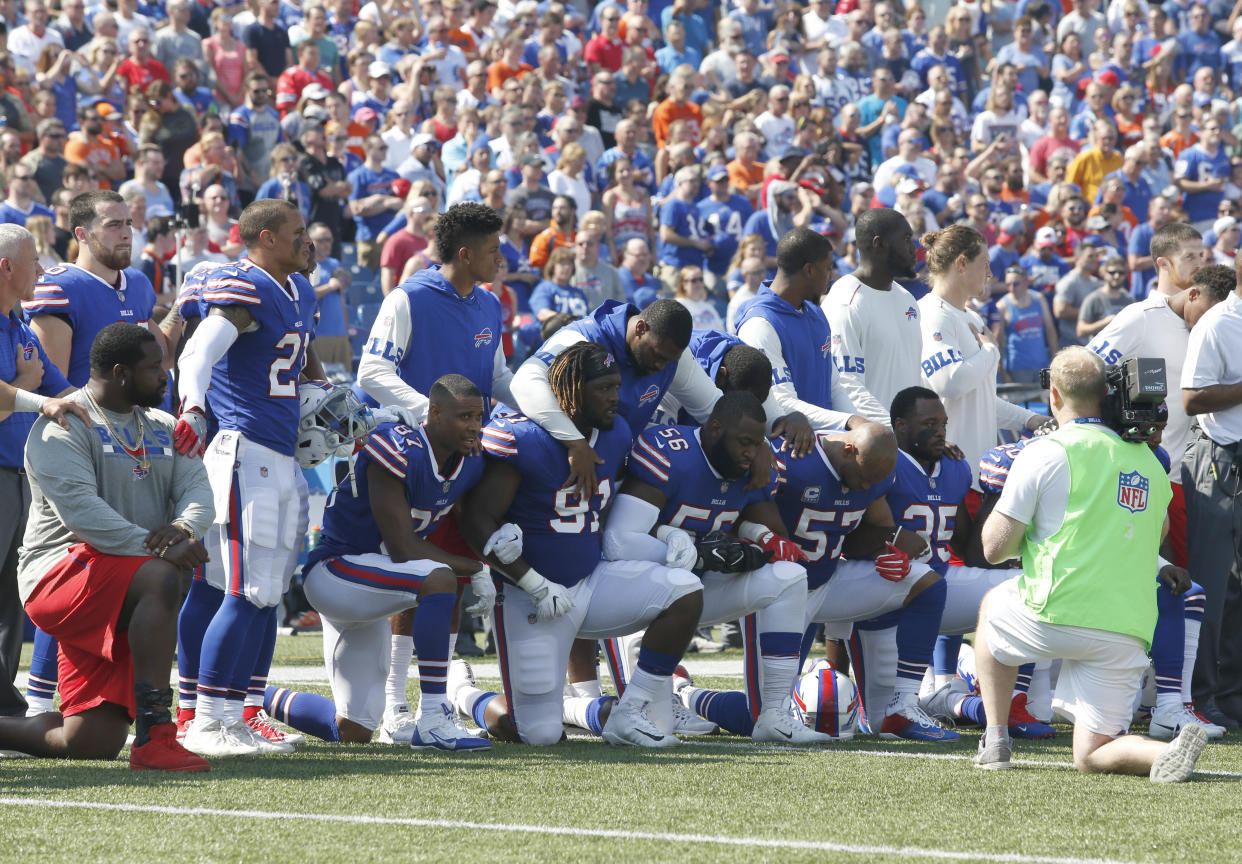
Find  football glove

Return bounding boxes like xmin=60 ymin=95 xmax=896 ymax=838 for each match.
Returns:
xmin=756 ymin=530 xmax=809 ymax=564
xmin=464 ymin=565 xmax=497 ymax=617
xmin=173 ymin=403 xmax=208 ymax=457
xmin=517 ymin=569 xmax=574 ymax=621
xmin=696 ymin=530 xmax=773 ymax=573
xmin=656 ymin=525 xmax=699 ymax=570
xmin=482 ymin=522 xmax=523 ymax=565
xmin=875 ymin=542 xmax=911 ymax=582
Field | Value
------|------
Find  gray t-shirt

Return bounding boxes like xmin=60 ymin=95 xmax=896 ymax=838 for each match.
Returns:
xmin=1053 ymin=270 xmax=1102 ymax=347
xmin=572 ymin=261 xmax=626 ymax=310
xmin=1078 ymin=287 xmax=1134 ymax=328
xmin=18 ymin=390 xmax=214 ymax=602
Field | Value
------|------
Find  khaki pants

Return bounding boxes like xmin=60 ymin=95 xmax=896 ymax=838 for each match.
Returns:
xmin=314 ymin=335 xmax=353 ymax=370
xmin=356 ymin=240 xmax=382 ymax=271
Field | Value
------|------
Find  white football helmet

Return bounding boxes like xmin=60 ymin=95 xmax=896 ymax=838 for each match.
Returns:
xmin=296 ymin=381 xmax=375 ymax=468
xmin=792 ymin=659 xmax=859 ymax=740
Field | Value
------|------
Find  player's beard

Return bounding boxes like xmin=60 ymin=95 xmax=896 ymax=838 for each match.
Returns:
xmin=708 ymin=434 xmax=747 ymax=480
xmin=90 ymin=235 xmax=131 ymax=271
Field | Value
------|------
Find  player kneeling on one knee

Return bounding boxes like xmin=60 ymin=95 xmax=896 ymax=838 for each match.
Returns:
xmin=458 ymin=342 xmax=703 ymax=748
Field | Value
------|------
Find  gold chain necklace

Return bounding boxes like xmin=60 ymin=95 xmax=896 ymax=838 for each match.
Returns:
xmin=84 ymin=388 xmax=151 ymax=479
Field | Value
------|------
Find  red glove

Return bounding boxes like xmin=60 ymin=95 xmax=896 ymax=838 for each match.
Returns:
xmin=875 ymin=542 xmax=910 ymax=582
xmin=173 ymin=404 xmax=208 ymax=457
xmin=759 ymin=531 xmax=809 ymax=564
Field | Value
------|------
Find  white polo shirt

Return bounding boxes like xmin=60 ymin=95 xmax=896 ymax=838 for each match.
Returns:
xmin=1181 ymin=292 xmax=1242 ymax=445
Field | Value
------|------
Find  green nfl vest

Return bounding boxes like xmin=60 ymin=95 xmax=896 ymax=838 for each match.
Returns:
xmin=1018 ymin=422 xmax=1172 ymax=649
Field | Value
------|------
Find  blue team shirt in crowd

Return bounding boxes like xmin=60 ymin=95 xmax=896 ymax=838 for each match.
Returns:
xmin=481 ymin=413 xmax=632 ymax=588
xmin=658 ymin=197 xmax=709 ymax=269
xmin=347 ymin=164 xmax=401 ymax=241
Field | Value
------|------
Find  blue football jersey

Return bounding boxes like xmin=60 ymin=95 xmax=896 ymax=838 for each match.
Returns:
xmin=774 ymin=438 xmax=895 ymax=589
xmin=200 ymin=258 xmax=319 ymax=456
xmin=627 ymin=425 xmax=775 ymax=539
xmin=22 ymin=263 xmax=157 ymax=387
xmin=886 ymin=451 xmax=972 ymax=576
xmin=307 ymin=422 xmax=484 ymax=569
xmin=481 ymin=413 xmax=632 ymax=588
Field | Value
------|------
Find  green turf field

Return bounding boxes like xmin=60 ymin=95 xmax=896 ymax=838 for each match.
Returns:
xmin=3 ymin=635 xmax=1239 ymax=864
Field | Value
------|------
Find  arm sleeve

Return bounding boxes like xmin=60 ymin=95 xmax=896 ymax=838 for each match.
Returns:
xmin=994 ymin=395 xmax=1037 ymax=432
xmin=176 ymin=313 xmax=239 ymax=410
xmin=490 ymin=343 xmax=516 ymax=409
xmin=356 ymin=289 xmax=429 ymax=419
xmin=601 ymin=493 xmax=668 ymax=562
xmin=919 ymin=311 xmax=1002 ymax=400
xmin=27 ymin=423 xmax=150 ymax=555
xmin=825 ymin=301 xmax=890 ymax=425
xmin=170 ymin=443 xmax=216 ymax=536
xmin=737 ymin=316 xmax=855 ymax=430
xmin=509 ymin=329 xmax=590 ymax=442
xmin=668 ymin=348 xmax=723 ymax=425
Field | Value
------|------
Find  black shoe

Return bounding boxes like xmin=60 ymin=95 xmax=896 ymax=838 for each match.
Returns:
xmin=1215 ymin=693 xmax=1242 ymax=725
xmin=456 ymin=635 xmax=485 ymax=658
xmin=1197 ymin=698 xmax=1240 ymax=731
xmin=720 ymin=621 xmax=743 ymax=649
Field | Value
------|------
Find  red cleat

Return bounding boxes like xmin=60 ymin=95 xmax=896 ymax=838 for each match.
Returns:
xmin=131 ymin=723 xmax=211 ymax=772
xmin=244 ymin=706 xmax=303 ymax=746
xmin=176 ymin=707 xmax=195 ymax=740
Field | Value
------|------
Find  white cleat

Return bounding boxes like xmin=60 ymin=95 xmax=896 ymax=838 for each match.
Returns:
xmin=1150 ymin=723 xmax=1208 ymax=783
xmin=181 ymin=717 xmax=266 ymax=756
xmin=671 ymin=693 xmax=717 ymax=735
xmin=409 ymin=703 xmax=492 ymax=752
xmin=378 ymin=703 xmax=418 ymax=745
xmin=1149 ymin=704 xmax=1226 ymax=741
xmin=752 ymin=706 xmax=835 ymax=745
xmin=602 ymin=697 xmax=680 ymax=748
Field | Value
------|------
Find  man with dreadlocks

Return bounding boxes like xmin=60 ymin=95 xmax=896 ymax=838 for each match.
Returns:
xmin=453 ymin=342 xmax=705 ymax=748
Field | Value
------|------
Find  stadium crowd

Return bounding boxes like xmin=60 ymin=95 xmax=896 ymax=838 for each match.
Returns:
xmin=0 ymin=0 xmax=1239 ymax=781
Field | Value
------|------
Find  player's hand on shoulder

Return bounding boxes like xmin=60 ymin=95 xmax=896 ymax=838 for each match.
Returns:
xmin=1026 ymin=415 xmax=1057 ymax=435
xmin=770 ymin=412 xmax=815 ymax=458
xmin=943 ymin=441 xmax=965 ymax=461
xmin=173 ymin=402 xmax=209 ymax=457
xmin=1158 ymin=564 xmax=1191 ymax=596
xmin=41 ymin=395 xmax=90 ymax=429
xmin=564 ymin=437 xmax=604 ymax=498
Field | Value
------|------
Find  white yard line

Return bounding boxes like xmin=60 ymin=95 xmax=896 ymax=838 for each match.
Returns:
xmin=0 ymin=796 xmax=1173 ymax=864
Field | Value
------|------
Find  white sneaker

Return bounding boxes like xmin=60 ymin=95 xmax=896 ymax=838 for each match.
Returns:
xmin=447 ymin=659 xmax=476 ymax=703
xmin=1150 ymin=723 xmax=1208 ymax=783
xmin=752 ymin=706 xmax=835 ymax=745
xmin=602 ymin=697 xmax=680 ymax=748
xmin=671 ymin=693 xmax=717 ymax=735
xmin=409 ymin=702 xmax=492 ymax=752
xmin=378 ymin=703 xmax=418 ymax=744
xmin=181 ymin=717 xmax=265 ymax=756
xmin=235 ymin=718 xmax=295 ymax=753
xmin=1150 ymin=703 xmax=1226 ymax=741
xmin=246 ymin=709 xmax=304 ymax=746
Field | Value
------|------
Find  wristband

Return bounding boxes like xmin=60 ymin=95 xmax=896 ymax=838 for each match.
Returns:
xmin=516 ymin=569 xmax=546 ymax=593
xmin=13 ymin=389 xmax=47 ymax=413
xmin=655 ymin=525 xmax=681 ymax=543
xmin=736 ymin=520 xmax=769 ymax=544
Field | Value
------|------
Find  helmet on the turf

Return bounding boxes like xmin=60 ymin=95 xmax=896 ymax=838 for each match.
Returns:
xmin=792 ymin=659 xmax=859 ymax=740
xmin=296 ymin=381 xmax=375 ymax=468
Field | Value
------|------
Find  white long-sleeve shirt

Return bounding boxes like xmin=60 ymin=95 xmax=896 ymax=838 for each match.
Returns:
xmin=509 ymin=328 xmax=722 ymax=442
xmin=918 ymin=293 xmax=1036 ymax=488
xmin=735 ymin=315 xmax=855 ymax=431
xmin=355 ymin=288 xmax=516 ymax=422
xmin=1087 ymin=291 xmax=1195 ymax=475
xmin=823 ymin=274 xmax=924 ymax=426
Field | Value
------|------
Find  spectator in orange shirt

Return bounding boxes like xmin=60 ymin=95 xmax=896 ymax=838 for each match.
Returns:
xmin=652 ymin=73 xmax=702 ymax=150
xmin=1160 ymin=107 xmax=1198 ymax=159
xmin=65 ymin=103 xmax=127 ymax=188
xmin=727 ymin=130 xmax=765 ymax=204
xmin=443 ymin=0 xmax=478 ymax=58
xmin=528 ymin=194 xmax=577 ymax=271
xmin=487 ymin=33 xmax=531 ymax=98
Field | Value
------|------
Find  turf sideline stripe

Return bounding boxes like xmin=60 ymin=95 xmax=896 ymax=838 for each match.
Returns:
xmin=683 ymin=739 xmax=1242 ymax=778
xmin=0 ymin=797 xmax=1168 ymax=864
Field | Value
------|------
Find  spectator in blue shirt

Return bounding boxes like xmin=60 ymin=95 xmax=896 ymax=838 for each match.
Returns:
xmin=1176 ymin=3 xmax=1222 ymax=79
xmin=530 ymin=246 xmax=589 ymax=321
xmin=347 ymin=133 xmax=404 ymax=269
xmin=654 ymin=19 xmax=701 ymax=75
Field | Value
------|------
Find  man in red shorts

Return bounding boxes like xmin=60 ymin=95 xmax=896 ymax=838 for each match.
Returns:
xmin=0 ymin=322 xmax=213 ymax=771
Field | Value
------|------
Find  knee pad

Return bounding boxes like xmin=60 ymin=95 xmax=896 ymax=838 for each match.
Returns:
xmin=507 ymin=634 xmax=562 ymax=698
xmin=518 ymin=717 xmax=566 ymax=746
xmin=241 ymin=488 xmax=289 ymax=609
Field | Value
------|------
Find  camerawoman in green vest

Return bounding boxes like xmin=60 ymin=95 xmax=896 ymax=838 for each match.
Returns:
xmin=973 ymin=347 xmax=1209 ymax=782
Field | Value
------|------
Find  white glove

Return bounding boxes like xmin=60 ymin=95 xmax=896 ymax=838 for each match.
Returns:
xmin=370 ymin=404 xmax=422 ymax=428
xmin=656 ymin=525 xmax=698 ymax=570
xmin=483 ymin=522 xmax=523 ymax=564
xmin=516 ymin=569 xmax=574 ymax=622
xmin=464 ymin=565 xmax=497 ymax=617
